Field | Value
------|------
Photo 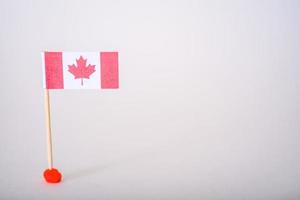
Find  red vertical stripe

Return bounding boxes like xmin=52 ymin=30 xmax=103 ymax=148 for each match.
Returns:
xmin=101 ymin=52 xmax=119 ymax=89
xmin=44 ymin=52 xmax=64 ymax=89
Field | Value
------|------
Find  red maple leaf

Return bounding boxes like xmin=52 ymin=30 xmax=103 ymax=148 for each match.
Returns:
xmin=68 ymin=56 xmax=96 ymax=86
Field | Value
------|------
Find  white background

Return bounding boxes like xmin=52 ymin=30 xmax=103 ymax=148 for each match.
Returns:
xmin=0 ymin=0 xmax=299 ymax=199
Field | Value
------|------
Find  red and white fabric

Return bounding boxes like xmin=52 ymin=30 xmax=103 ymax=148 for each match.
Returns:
xmin=42 ymin=52 xmax=119 ymax=89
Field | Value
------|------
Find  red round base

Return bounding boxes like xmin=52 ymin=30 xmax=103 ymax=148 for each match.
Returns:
xmin=43 ymin=168 xmax=62 ymax=183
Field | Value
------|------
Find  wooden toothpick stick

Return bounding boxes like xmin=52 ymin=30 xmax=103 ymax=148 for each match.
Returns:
xmin=44 ymin=89 xmax=53 ymax=169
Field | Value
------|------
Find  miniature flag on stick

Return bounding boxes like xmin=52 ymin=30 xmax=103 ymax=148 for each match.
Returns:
xmin=41 ymin=51 xmax=119 ymax=183
xmin=42 ymin=52 xmax=119 ymax=89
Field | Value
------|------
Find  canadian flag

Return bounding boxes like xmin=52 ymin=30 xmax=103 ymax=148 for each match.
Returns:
xmin=42 ymin=52 xmax=119 ymax=89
